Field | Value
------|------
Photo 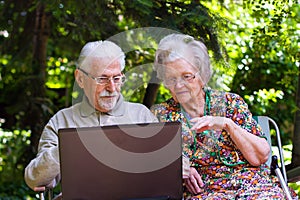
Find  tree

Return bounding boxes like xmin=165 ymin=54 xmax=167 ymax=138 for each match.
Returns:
xmin=1 ymin=0 xmax=52 ymax=162
xmin=292 ymin=66 xmax=300 ymax=168
xmin=0 ymin=0 xmax=121 ymax=156
xmin=228 ymin=0 xmax=300 ymax=168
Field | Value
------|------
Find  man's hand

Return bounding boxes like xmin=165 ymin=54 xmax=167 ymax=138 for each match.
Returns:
xmin=33 ymin=186 xmax=46 ymax=192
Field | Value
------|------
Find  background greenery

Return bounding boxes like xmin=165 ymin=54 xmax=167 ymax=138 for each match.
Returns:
xmin=0 ymin=0 xmax=299 ymax=199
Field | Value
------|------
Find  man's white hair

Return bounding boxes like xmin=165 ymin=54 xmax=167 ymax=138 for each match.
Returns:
xmin=77 ymin=40 xmax=125 ymax=71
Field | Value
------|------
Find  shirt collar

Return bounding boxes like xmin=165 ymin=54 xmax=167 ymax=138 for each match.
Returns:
xmin=80 ymin=94 xmax=125 ymax=117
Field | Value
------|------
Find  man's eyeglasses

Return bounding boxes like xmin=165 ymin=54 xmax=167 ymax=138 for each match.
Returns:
xmin=78 ymin=68 xmax=126 ymax=85
xmin=163 ymin=71 xmax=200 ymax=87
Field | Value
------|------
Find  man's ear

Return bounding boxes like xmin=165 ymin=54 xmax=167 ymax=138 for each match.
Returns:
xmin=75 ymin=69 xmax=84 ymax=88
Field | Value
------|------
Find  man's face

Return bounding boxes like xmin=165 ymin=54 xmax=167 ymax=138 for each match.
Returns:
xmin=76 ymin=57 xmax=123 ymax=112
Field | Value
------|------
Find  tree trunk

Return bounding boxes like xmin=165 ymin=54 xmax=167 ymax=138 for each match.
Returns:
xmin=143 ymin=71 xmax=161 ymax=108
xmin=291 ymin=67 xmax=300 ymax=168
xmin=32 ymin=3 xmax=48 ymax=80
xmin=28 ymin=2 xmax=50 ymax=154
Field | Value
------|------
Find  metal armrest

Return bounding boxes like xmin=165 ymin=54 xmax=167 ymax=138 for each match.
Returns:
xmin=287 ymin=166 xmax=300 ymax=183
xmin=34 ymin=186 xmax=53 ymax=200
xmin=271 ymin=155 xmax=293 ymax=200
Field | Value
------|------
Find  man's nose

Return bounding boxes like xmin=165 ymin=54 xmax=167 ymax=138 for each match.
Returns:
xmin=105 ymin=79 xmax=116 ymax=92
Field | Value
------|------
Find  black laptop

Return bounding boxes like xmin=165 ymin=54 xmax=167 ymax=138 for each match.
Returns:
xmin=58 ymin=122 xmax=183 ymax=200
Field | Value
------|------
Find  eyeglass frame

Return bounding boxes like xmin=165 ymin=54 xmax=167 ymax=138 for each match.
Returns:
xmin=163 ymin=71 xmax=200 ymax=87
xmin=77 ymin=68 xmax=126 ymax=85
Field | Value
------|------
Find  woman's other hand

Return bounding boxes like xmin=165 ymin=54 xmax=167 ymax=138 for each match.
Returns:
xmin=184 ymin=167 xmax=204 ymax=195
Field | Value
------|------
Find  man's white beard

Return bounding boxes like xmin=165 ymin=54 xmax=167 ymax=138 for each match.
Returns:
xmin=98 ymin=90 xmax=119 ymax=111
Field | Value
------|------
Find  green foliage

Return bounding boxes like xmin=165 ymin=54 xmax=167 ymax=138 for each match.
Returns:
xmin=0 ymin=126 xmax=36 ymax=199
xmin=154 ymin=84 xmax=172 ymax=104
xmin=46 ymin=56 xmax=76 ymax=107
xmin=116 ymin=0 xmax=225 ymax=61
xmin=290 ymin=181 xmax=300 ymax=198
xmin=244 ymin=88 xmax=284 ymax=114
xmin=220 ymin=0 xmax=300 ymax=144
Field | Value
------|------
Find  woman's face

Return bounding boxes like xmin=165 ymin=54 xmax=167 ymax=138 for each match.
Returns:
xmin=164 ymin=59 xmax=204 ymax=104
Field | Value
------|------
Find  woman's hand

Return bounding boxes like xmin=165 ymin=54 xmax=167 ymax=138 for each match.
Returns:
xmin=190 ymin=116 xmax=270 ymax=166
xmin=190 ymin=116 xmax=228 ymax=132
xmin=184 ymin=167 xmax=204 ymax=195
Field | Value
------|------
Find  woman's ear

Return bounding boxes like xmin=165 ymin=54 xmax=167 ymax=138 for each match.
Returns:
xmin=75 ymin=69 xmax=84 ymax=88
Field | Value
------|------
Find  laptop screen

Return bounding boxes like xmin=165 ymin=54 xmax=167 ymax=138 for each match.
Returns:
xmin=58 ymin=122 xmax=183 ymax=200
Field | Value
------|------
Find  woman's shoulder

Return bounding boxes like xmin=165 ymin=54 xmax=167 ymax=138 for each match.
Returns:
xmin=150 ymin=98 xmax=180 ymax=114
xmin=151 ymin=98 xmax=179 ymax=110
xmin=209 ymin=89 xmax=245 ymax=102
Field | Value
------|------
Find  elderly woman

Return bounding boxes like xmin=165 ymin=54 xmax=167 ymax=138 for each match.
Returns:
xmin=151 ymin=34 xmax=297 ymax=199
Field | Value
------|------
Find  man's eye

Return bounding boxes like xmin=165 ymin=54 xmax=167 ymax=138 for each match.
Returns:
xmin=113 ymin=77 xmax=121 ymax=81
xmin=98 ymin=77 xmax=109 ymax=82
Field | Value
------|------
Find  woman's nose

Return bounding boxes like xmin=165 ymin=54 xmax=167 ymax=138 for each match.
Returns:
xmin=174 ymin=79 xmax=185 ymax=88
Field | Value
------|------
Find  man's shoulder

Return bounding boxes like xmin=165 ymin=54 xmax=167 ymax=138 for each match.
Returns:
xmin=122 ymin=101 xmax=157 ymax=122
xmin=123 ymin=101 xmax=148 ymax=110
xmin=52 ymin=102 xmax=81 ymax=117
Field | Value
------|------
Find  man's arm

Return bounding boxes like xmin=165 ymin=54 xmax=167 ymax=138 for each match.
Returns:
xmin=24 ymin=123 xmax=61 ymax=190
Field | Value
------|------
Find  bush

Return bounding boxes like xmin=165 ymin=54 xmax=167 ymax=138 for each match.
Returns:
xmin=0 ymin=127 xmax=36 ymax=199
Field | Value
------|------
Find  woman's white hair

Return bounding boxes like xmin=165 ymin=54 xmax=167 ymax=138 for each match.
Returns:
xmin=77 ymin=40 xmax=125 ymax=71
xmin=154 ymin=34 xmax=212 ymax=85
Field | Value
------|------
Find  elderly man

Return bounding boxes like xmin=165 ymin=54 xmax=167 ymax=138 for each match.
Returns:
xmin=24 ymin=40 xmax=158 ymax=190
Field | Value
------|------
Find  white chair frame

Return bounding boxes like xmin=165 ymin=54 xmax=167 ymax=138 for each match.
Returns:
xmin=254 ymin=116 xmax=293 ymax=200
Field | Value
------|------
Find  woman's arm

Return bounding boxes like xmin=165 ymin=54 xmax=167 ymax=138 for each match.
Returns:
xmin=190 ymin=116 xmax=270 ymax=166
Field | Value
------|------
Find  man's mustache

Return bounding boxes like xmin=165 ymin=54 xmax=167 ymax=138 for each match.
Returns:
xmin=99 ymin=91 xmax=119 ymax=97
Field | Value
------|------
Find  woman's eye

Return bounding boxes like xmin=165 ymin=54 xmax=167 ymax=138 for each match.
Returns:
xmin=164 ymin=78 xmax=176 ymax=85
xmin=183 ymin=74 xmax=193 ymax=80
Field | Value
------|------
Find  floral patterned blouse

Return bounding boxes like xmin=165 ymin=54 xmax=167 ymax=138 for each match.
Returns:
xmin=151 ymin=88 xmax=297 ymax=200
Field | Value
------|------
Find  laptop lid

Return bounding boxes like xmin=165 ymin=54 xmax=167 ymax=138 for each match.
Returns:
xmin=58 ymin=122 xmax=183 ymax=200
